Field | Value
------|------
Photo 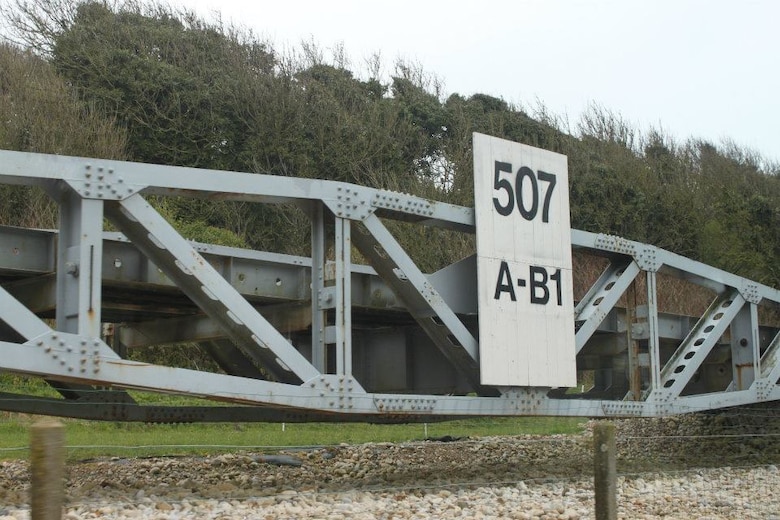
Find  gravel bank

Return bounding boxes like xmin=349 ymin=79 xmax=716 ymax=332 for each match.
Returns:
xmin=1 ymin=466 xmax=779 ymax=519
xmin=1 ymin=412 xmax=779 ymax=519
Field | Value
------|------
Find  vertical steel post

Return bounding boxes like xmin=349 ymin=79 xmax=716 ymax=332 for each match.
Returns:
xmin=626 ymin=281 xmax=641 ymax=400
xmin=56 ymin=190 xmax=103 ymax=338
xmin=334 ymin=217 xmax=352 ymax=376
xmin=646 ymin=271 xmax=661 ymax=392
xmin=730 ymin=303 xmax=759 ymax=390
xmin=309 ymin=202 xmax=327 ymax=372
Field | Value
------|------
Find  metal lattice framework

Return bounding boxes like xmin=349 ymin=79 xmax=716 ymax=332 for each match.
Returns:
xmin=0 ymin=149 xmax=778 ymax=422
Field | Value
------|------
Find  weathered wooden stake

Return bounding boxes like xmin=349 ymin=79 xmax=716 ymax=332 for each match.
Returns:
xmin=30 ymin=420 xmax=65 ymax=520
xmin=594 ymin=421 xmax=617 ymax=520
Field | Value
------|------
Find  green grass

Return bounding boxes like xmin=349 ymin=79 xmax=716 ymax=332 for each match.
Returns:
xmin=0 ymin=374 xmax=586 ymax=461
xmin=0 ymin=415 xmax=586 ymax=462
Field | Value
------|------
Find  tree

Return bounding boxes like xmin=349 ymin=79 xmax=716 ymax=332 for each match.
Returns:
xmin=0 ymin=42 xmax=127 ymax=227
xmin=3 ymin=0 xmax=778 ymax=286
xmin=50 ymin=1 xmax=275 ymax=169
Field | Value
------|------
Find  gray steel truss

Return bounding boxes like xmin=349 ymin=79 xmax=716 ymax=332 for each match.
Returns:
xmin=0 ymin=150 xmax=778 ymax=422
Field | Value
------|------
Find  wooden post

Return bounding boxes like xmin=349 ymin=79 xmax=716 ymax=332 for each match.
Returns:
xmin=30 ymin=420 xmax=65 ymax=520
xmin=594 ymin=421 xmax=617 ymax=520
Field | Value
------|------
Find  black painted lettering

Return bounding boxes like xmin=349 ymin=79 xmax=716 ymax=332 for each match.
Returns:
xmin=529 ymin=265 xmax=549 ymax=304
xmin=494 ymin=261 xmax=517 ymax=301
xmin=490 ymin=164 xmax=558 ymax=224
xmin=538 ymin=170 xmax=557 ymax=223
xmin=515 ymin=166 xmax=539 ymax=221
xmin=550 ymin=268 xmax=563 ymax=306
xmin=492 ymin=161 xmax=514 ymax=216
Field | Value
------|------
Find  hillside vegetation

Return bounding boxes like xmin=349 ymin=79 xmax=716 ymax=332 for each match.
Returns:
xmin=1 ymin=0 xmax=778 ymax=287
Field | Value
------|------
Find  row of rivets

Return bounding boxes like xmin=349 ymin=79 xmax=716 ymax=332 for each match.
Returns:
xmin=741 ymin=282 xmax=761 ymax=304
xmin=82 ymin=164 xmax=134 ymax=198
xmin=595 ymin=234 xmax=636 ymax=255
xmin=34 ymin=334 xmax=102 ymax=374
xmin=374 ymin=397 xmax=436 ymax=412
xmin=372 ymin=192 xmax=435 ymax=216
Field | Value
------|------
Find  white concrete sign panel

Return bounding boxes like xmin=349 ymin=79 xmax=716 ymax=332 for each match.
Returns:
xmin=473 ymin=133 xmax=576 ymax=387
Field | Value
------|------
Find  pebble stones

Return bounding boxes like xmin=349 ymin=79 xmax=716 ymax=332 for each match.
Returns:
xmin=1 ymin=414 xmax=780 ymax=519
xmin=4 ymin=468 xmax=780 ymax=520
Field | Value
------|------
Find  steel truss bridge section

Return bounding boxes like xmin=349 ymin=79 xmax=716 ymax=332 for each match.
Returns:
xmin=0 ymin=150 xmax=778 ymax=422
